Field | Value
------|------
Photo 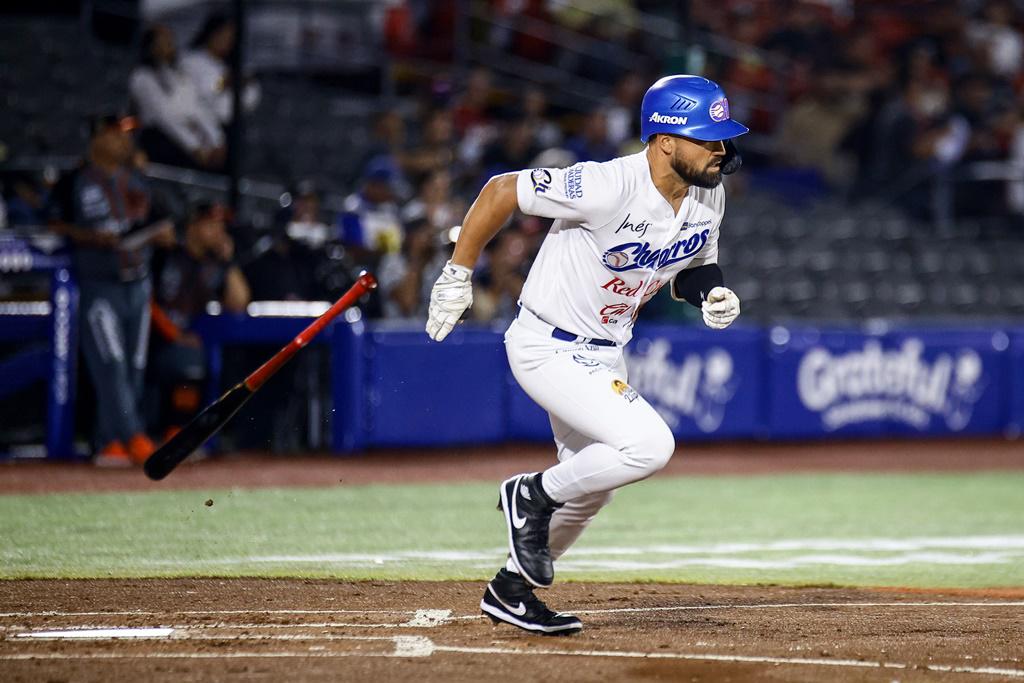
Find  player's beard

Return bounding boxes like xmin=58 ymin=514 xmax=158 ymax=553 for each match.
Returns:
xmin=671 ymin=155 xmax=722 ymax=189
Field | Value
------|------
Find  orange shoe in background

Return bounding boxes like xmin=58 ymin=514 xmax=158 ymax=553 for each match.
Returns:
xmin=127 ymin=433 xmax=156 ymax=465
xmin=94 ymin=441 xmax=131 ymax=468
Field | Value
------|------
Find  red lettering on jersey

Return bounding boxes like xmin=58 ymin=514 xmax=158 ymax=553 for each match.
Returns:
xmin=643 ymin=280 xmax=665 ymax=296
xmin=601 ymin=277 xmax=644 ymax=297
xmin=600 ymin=303 xmax=632 ymax=316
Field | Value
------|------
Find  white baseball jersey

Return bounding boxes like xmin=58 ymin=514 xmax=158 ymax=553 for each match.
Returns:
xmin=515 ymin=150 xmax=725 ymax=346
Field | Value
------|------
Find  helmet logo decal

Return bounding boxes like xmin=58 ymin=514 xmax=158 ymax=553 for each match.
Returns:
xmin=709 ymin=98 xmax=730 ymax=122
xmin=670 ymin=94 xmax=699 ymax=111
xmin=648 ymin=112 xmax=688 ymax=125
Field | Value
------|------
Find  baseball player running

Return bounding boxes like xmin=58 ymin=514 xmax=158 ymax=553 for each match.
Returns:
xmin=426 ymin=76 xmax=747 ymax=635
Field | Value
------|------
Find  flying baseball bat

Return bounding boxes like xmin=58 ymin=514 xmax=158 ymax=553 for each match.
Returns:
xmin=143 ymin=271 xmax=378 ymax=481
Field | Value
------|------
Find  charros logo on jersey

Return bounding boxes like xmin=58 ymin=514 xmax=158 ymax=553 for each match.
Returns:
xmin=602 ymin=229 xmax=710 ymax=272
xmin=625 ymin=339 xmax=736 ymax=432
xmin=796 ymin=339 xmax=985 ymax=431
xmin=647 ymin=112 xmax=688 ymax=125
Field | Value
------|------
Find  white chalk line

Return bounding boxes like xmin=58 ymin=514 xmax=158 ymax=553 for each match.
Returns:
xmin=4 ymin=602 xmax=1019 ymax=630
xmin=6 ymin=622 xmax=426 ymax=632
xmin=2 ymin=634 xmax=1022 ymax=678
xmin=2 ymin=609 xmax=454 ymax=632
xmin=570 ymin=601 xmax=1024 ymax=616
xmin=14 ymin=535 xmax=1017 ymax=573
xmin=0 ymin=608 xmax=410 ymax=618
xmin=16 ymin=628 xmax=174 ymax=639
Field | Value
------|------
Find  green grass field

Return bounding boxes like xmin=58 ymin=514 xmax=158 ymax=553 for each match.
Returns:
xmin=3 ymin=471 xmax=1023 ymax=588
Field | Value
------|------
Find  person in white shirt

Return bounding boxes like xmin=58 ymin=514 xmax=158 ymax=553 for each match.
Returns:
xmin=181 ymin=13 xmax=261 ymax=127
xmin=426 ymin=75 xmax=746 ymax=635
xmin=130 ymin=25 xmax=226 ymax=172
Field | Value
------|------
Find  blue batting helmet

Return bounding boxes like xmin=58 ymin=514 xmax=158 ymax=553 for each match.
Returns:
xmin=640 ymin=75 xmax=749 ymax=143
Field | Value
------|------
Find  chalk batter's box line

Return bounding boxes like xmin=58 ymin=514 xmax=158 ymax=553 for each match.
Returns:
xmin=4 ymin=600 xmax=1024 ymax=622
xmin=2 ymin=634 xmax=1023 ymax=679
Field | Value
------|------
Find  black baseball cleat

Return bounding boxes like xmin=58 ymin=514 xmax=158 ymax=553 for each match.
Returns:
xmin=480 ymin=569 xmax=582 ymax=636
xmin=498 ymin=473 xmax=561 ymax=587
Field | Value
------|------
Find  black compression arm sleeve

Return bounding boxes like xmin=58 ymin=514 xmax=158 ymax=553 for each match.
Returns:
xmin=671 ymin=263 xmax=725 ymax=308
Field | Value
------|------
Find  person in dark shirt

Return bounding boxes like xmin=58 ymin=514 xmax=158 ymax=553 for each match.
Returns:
xmin=48 ymin=114 xmax=175 ymax=466
xmin=244 ymin=182 xmax=328 ymax=301
xmin=151 ymin=202 xmax=250 ymax=434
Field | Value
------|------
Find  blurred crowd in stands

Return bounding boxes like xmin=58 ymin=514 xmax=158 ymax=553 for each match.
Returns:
xmin=3 ymin=2 xmax=1023 ymax=320
xmin=3 ymin=1 xmax=1024 ymax=459
xmin=284 ymin=0 xmax=1024 ymax=319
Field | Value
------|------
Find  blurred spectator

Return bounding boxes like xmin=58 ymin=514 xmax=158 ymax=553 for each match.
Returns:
xmin=605 ymin=73 xmax=645 ymax=149
xmin=275 ymin=180 xmax=329 ymax=248
xmin=953 ymin=73 xmax=1016 ymax=216
xmin=150 ymin=202 xmax=250 ymax=434
xmin=761 ymin=2 xmax=833 ymax=65
xmin=182 ymin=12 xmax=261 ymax=127
xmin=401 ymin=168 xmax=463 ymax=232
xmin=480 ymin=120 xmax=540 ymax=178
xmin=565 ymin=109 xmax=616 ymax=162
xmin=247 ymin=179 xmax=354 ymax=302
xmin=377 ymin=217 xmax=447 ymax=318
xmin=776 ymin=73 xmax=865 ymax=188
xmin=966 ymin=0 xmax=1023 ymax=79
xmin=473 ymin=224 xmax=532 ymax=322
xmin=338 ymin=157 xmax=404 ymax=267
xmin=130 ymin=25 xmax=226 ymax=172
xmin=451 ymin=67 xmax=496 ymax=136
xmin=518 ymin=87 xmax=563 ymax=150
xmin=357 ymin=109 xmax=409 ymax=189
xmin=549 ymin=0 xmax=638 ymax=82
xmin=915 ymin=5 xmax=976 ymax=82
xmin=244 ymin=229 xmax=322 ymax=302
xmin=722 ymin=10 xmax=779 ymax=134
xmin=491 ymin=0 xmax=557 ymax=63
xmin=382 ymin=0 xmax=456 ymax=61
xmin=848 ymin=43 xmax=963 ymax=201
xmin=404 ymin=108 xmax=456 ymax=182
xmin=47 ymin=114 xmax=175 ymax=466
xmin=3 ymin=172 xmax=48 ymax=227
xmin=1009 ymin=115 xmax=1024 ymax=214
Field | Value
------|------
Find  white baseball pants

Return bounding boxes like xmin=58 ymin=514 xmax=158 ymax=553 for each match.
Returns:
xmin=505 ymin=309 xmax=676 ymax=561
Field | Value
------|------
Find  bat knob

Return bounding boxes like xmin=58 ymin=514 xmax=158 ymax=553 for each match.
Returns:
xmin=357 ymin=271 xmax=378 ymax=290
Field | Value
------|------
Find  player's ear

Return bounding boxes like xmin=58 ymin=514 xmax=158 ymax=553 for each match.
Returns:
xmin=654 ymin=134 xmax=673 ymax=155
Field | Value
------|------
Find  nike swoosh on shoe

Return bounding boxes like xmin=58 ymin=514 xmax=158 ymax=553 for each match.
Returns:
xmin=510 ymin=477 xmax=528 ymax=529
xmin=488 ymin=586 xmax=527 ymax=616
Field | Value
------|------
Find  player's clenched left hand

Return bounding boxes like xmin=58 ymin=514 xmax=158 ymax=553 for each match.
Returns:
xmin=426 ymin=260 xmax=473 ymax=342
xmin=702 ymin=286 xmax=740 ymax=330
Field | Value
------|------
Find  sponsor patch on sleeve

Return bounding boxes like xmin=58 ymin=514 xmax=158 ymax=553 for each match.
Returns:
xmin=565 ymin=164 xmax=583 ymax=199
xmin=530 ymin=169 xmax=552 ymax=194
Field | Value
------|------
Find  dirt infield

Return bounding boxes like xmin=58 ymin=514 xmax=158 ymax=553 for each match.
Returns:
xmin=1 ymin=579 xmax=1023 ymax=682
xmin=3 ymin=439 xmax=1023 ymax=680
xmin=3 ymin=437 xmax=1024 ymax=494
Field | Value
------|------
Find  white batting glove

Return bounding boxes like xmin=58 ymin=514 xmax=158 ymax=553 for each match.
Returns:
xmin=702 ymin=286 xmax=740 ymax=330
xmin=426 ymin=260 xmax=474 ymax=342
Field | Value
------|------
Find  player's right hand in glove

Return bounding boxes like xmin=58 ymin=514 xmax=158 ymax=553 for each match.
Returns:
xmin=426 ymin=260 xmax=473 ymax=341
xmin=702 ymin=286 xmax=740 ymax=329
